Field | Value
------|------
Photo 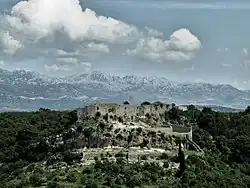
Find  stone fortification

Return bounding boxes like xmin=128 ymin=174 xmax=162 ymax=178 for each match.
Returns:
xmin=77 ymin=102 xmax=192 ymax=140
xmin=77 ymin=102 xmax=171 ymax=121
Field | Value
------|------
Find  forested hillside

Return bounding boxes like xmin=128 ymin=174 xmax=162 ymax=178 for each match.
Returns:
xmin=1 ymin=105 xmax=250 ymax=187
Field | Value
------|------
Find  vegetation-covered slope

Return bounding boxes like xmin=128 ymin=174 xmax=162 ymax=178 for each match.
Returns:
xmin=1 ymin=105 xmax=250 ymax=187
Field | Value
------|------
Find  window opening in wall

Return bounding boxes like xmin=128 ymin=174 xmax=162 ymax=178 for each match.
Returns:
xmin=97 ymin=106 xmax=99 ymax=110
xmin=125 ymin=107 xmax=127 ymax=110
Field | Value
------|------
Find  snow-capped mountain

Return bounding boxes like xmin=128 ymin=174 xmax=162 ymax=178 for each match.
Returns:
xmin=0 ymin=68 xmax=249 ymax=111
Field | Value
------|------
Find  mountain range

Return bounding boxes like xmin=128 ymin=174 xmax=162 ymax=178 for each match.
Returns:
xmin=0 ymin=68 xmax=249 ymax=112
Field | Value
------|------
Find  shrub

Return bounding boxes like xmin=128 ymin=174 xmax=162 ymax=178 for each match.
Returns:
xmin=123 ymin=101 xmax=130 ymax=105
xmin=95 ymin=112 xmax=101 ymax=119
xmin=116 ymin=134 xmax=124 ymax=140
xmin=141 ymin=155 xmax=148 ymax=160
xmin=160 ymin=153 xmax=169 ymax=160
xmin=99 ymin=122 xmax=106 ymax=131
xmin=115 ymin=151 xmax=125 ymax=158
xmin=29 ymin=172 xmax=43 ymax=186
xmin=140 ymin=139 xmax=149 ymax=148
xmin=103 ymin=113 xmax=108 ymax=122
xmin=141 ymin=101 xmax=151 ymax=105
xmin=145 ymin=113 xmax=151 ymax=119
xmin=163 ymin=161 xmax=169 ymax=168
xmin=66 ymin=170 xmax=78 ymax=182
xmin=118 ymin=116 xmax=123 ymax=123
xmin=136 ymin=127 xmax=143 ymax=135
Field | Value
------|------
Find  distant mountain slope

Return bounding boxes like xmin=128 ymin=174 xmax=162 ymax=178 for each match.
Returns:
xmin=0 ymin=68 xmax=248 ymax=111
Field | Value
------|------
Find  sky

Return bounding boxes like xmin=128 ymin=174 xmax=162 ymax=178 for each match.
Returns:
xmin=0 ymin=0 xmax=250 ymax=89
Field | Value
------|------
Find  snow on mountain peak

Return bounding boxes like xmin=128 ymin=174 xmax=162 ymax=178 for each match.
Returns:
xmin=0 ymin=68 xmax=249 ymax=111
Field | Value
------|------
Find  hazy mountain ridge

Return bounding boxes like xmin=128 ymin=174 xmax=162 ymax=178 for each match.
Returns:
xmin=0 ymin=68 xmax=248 ymax=111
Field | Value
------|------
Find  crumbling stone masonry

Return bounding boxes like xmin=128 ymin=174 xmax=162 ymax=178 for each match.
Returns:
xmin=77 ymin=102 xmax=171 ymax=121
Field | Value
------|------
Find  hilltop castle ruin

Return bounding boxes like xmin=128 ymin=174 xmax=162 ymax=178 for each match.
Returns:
xmin=77 ymin=102 xmax=194 ymax=139
xmin=76 ymin=102 xmax=205 ymax=153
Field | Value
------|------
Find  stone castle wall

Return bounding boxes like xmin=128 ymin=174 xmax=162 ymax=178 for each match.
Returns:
xmin=77 ymin=103 xmax=138 ymax=120
xmin=77 ymin=102 xmax=171 ymax=121
xmin=149 ymin=126 xmax=192 ymax=140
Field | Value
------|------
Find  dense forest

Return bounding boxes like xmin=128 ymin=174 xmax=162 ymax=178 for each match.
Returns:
xmin=1 ymin=105 xmax=250 ymax=187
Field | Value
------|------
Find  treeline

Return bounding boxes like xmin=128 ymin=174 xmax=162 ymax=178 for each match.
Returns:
xmin=186 ymin=105 xmax=250 ymax=170
xmin=1 ymin=105 xmax=250 ymax=187
xmin=0 ymin=109 xmax=78 ymax=164
xmin=2 ymin=154 xmax=249 ymax=188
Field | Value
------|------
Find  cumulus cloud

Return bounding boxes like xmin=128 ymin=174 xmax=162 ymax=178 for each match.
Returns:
xmin=126 ymin=28 xmax=202 ymax=62
xmin=0 ymin=0 xmax=202 ymax=73
xmin=6 ymin=0 xmax=139 ymax=43
xmin=0 ymin=31 xmax=23 ymax=55
xmin=0 ymin=0 xmax=140 ymax=72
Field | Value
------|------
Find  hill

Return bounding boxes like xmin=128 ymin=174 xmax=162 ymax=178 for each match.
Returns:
xmin=1 ymin=103 xmax=250 ymax=187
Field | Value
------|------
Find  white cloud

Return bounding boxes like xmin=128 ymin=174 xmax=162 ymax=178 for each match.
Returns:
xmin=56 ymin=57 xmax=79 ymax=64
xmin=41 ymin=49 xmax=81 ymax=60
xmin=126 ymin=28 xmax=202 ymax=62
xmin=0 ymin=0 xmax=202 ymax=73
xmin=0 ymin=31 xmax=23 ymax=55
xmin=54 ymin=50 xmax=79 ymax=56
xmin=166 ymin=29 xmax=202 ymax=51
xmin=44 ymin=61 xmax=91 ymax=72
xmin=80 ymin=62 xmax=91 ymax=70
xmin=44 ymin=64 xmax=70 ymax=72
xmin=243 ymin=48 xmax=248 ymax=56
xmin=0 ymin=0 xmax=142 ymax=72
xmin=5 ymin=0 xmax=139 ymax=43
xmin=86 ymin=43 xmax=110 ymax=53
xmin=145 ymin=27 xmax=163 ymax=37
